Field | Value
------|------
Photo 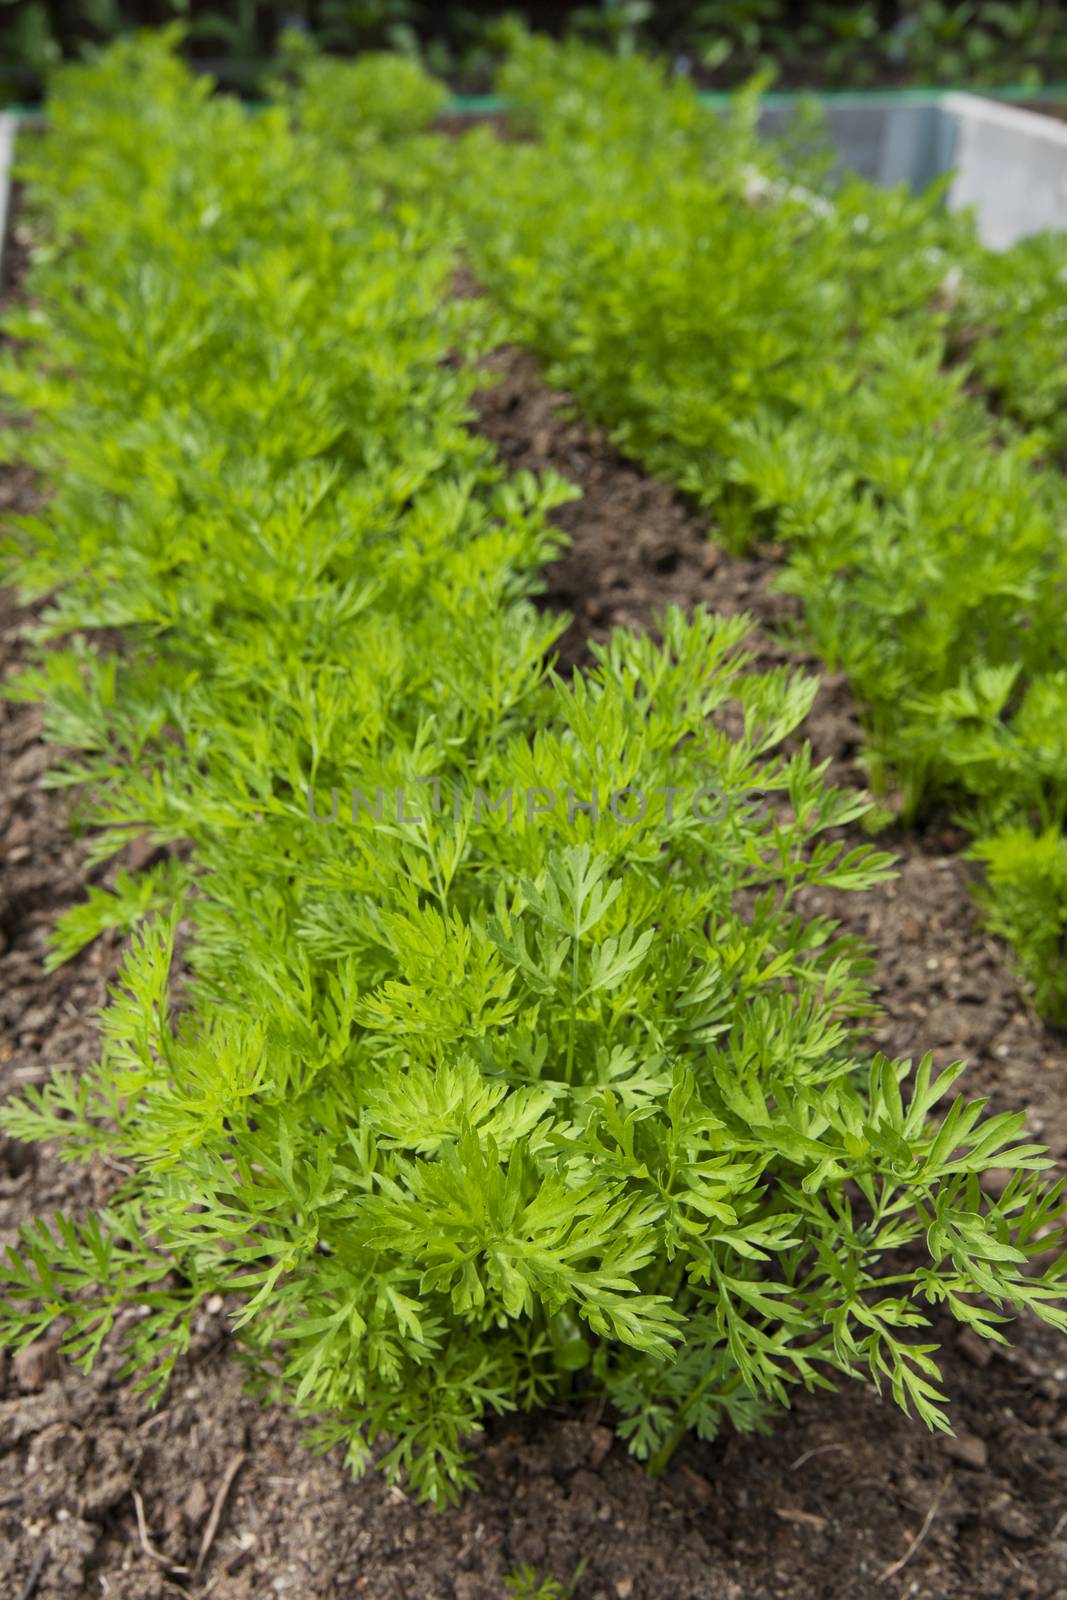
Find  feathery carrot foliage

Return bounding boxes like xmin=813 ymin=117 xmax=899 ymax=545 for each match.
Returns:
xmin=1 ymin=36 xmax=1066 ymax=1506
xmin=349 ymin=31 xmax=1067 ymax=1022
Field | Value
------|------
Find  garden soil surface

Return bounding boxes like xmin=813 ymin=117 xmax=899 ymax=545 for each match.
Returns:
xmin=4 ymin=289 xmax=1067 ymax=1595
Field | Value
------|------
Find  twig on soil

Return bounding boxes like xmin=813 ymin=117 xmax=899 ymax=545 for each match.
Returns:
xmin=132 ymin=1487 xmax=190 ymax=1575
xmin=195 ymin=1451 xmax=247 ymax=1576
xmin=137 ymin=1407 xmax=171 ymax=1433
xmin=789 ymin=1443 xmax=848 ymax=1472
xmin=877 ymin=1478 xmax=948 ymax=1585
xmin=98 ymin=1153 xmax=136 ymax=1178
xmin=18 ymin=1542 xmax=49 ymax=1600
xmin=775 ymin=1507 xmax=828 ymax=1530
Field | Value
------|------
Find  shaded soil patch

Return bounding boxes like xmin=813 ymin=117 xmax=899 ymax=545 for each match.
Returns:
xmin=2 ymin=336 xmax=1067 ymax=1598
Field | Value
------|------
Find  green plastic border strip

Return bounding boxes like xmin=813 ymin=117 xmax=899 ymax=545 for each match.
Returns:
xmin=4 ymin=84 xmax=1067 ymax=120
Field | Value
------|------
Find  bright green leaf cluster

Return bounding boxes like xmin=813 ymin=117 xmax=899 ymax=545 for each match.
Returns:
xmin=2 ymin=36 xmax=1066 ymax=1509
xmin=380 ymin=31 xmax=1067 ymax=1019
xmin=954 ymin=229 xmax=1067 ymax=452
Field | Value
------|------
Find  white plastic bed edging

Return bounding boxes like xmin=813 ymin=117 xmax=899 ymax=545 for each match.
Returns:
xmin=940 ymin=92 xmax=1067 ymax=247
xmin=757 ymin=93 xmax=1067 ymax=247
xmin=0 ymin=113 xmax=16 ymax=289
xmin=757 ymin=96 xmax=952 ymax=193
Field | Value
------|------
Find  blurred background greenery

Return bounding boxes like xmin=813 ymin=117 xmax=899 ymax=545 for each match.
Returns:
xmin=2 ymin=0 xmax=1067 ymax=103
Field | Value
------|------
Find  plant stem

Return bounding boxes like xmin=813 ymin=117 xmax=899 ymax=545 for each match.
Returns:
xmin=565 ymin=932 xmax=580 ymax=1084
xmin=647 ymin=1366 xmax=743 ymax=1477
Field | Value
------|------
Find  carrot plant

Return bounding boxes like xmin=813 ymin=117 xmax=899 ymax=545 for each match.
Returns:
xmin=954 ymin=229 xmax=1067 ymax=454
xmin=1 ymin=36 xmax=1067 ymax=1509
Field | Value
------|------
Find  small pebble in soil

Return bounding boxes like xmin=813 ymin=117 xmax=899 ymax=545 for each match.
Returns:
xmin=988 ymin=1496 xmax=1038 ymax=1541
xmin=941 ymin=1432 xmax=988 ymax=1470
xmin=184 ymin=1480 xmax=210 ymax=1526
xmin=981 ymin=1167 xmax=1013 ymax=1197
xmin=13 ymin=1338 xmax=59 ymax=1391
xmin=679 ymin=1466 xmax=713 ymax=1506
xmin=956 ymin=1328 xmax=993 ymax=1368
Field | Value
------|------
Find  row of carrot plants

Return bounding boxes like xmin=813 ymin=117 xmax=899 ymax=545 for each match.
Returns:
xmin=357 ymin=33 xmax=1067 ymax=1022
xmin=1 ymin=35 xmax=1066 ymax=1506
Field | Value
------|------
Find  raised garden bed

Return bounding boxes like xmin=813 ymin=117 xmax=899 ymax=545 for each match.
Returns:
xmin=4 ymin=331 xmax=1067 ymax=1600
xmin=3 ymin=33 xmax=1067 ymax=1600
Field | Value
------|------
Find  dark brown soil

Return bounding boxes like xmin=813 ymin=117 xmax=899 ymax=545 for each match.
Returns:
xmin=4 ymin=346 xmax=1067 ymax=1598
